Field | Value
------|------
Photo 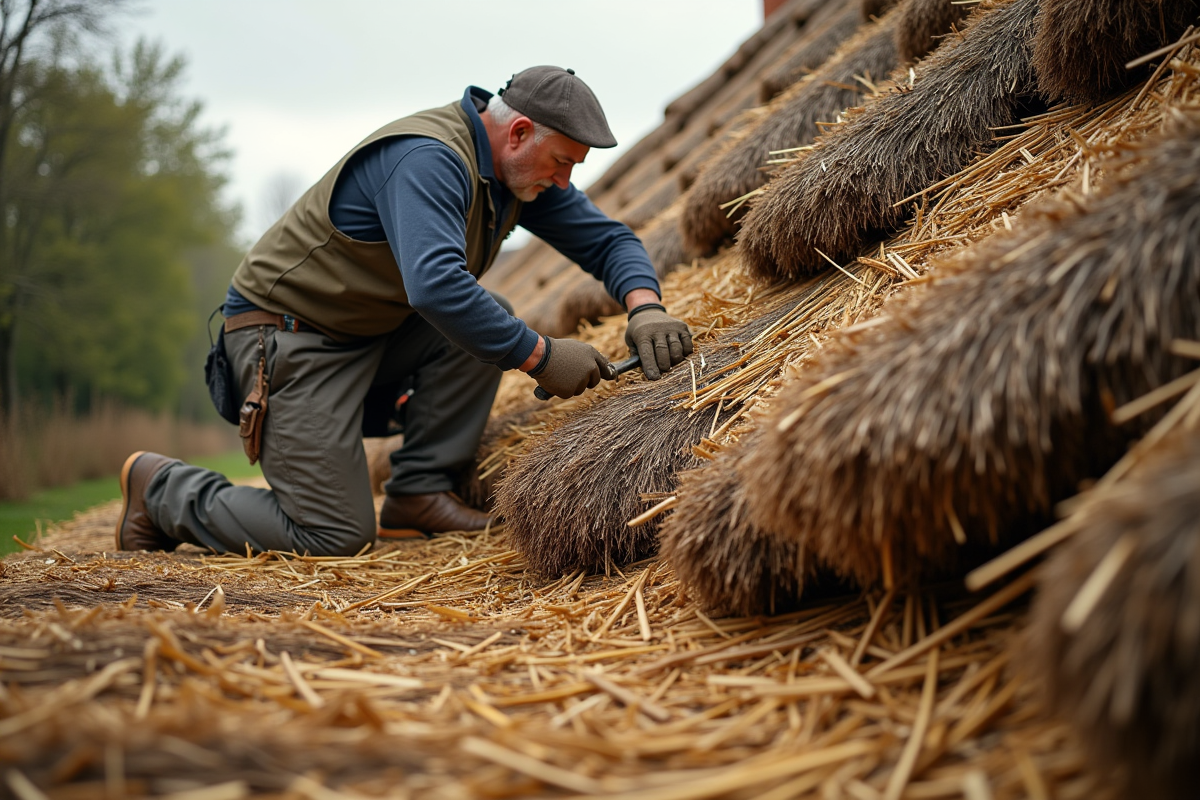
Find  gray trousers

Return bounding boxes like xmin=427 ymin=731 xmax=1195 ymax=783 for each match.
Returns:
xmin=145 ymin=308 xmax=504 ymax=556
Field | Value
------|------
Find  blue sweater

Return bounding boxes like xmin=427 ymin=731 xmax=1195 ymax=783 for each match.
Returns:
xmin=226 ymin=87 xmax=660 ymax=371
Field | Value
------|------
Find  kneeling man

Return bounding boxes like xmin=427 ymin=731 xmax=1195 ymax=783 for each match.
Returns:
xmin=116 ymin=66 xmax=692 ymax=556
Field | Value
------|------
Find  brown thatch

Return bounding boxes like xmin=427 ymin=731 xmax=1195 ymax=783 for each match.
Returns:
xmin=640 ymin=205 xmax=690 ymax=276
xmin=740 ymin=113 xmax=1200 ymax=590
xmin=494 ymin=293 xmax=807 ymax=577
xmin=659 ymin=452 xmax=811 ymax=616
xmin=862 ymin=0 xmax=901 ymax=19
xmin=1033 ymin=0 xmax=1200 ymax=104
xmin=1029 ymin=430 xmax=1200 ymax=800
xmin=896 ymin=0 xmax=971 ymax=61
xmin=760 ymin=0 xmax=867 ymax=101
xmin=738 ymin=0 xmax=1039 ymax=281
xmin=679 ymin=6 xmax=901 ymax=258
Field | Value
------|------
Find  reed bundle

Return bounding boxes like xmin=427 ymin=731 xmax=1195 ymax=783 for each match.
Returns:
xmin=760 ymin=0 xmax=866 ymax=101
xmin=1 ymin=504 xmax=1101 ymax=798
xmin=740 ymin=108 xmax=1200 ymax=594
xmin=1029 ymin=421 xmax=1200 ymax=800
xmin=862 ymin=0 xmax=901 ymax=19
xmin=896 ymin=0 xmax=971 ymax=61
xmin=494 ymin=289 xmax=796 ymax=578
xmin=1033 ymin=0 xmax=1200 ymax=103
xmin=680 ymin=6 xmax=900 ymax=258
xmin=661 ymin=47 xmax=1199 ymax=614
xmin=738 ymin=0 xmax=1039 ymax=281
xmin=660 ymin=452 xmax=822 ymax=617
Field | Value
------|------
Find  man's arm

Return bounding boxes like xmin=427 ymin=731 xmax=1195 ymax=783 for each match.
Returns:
xmin=518 ymin=184 xmax=662 ymax=307
xmin=373 ymin=142 xmax=539 ymax=370
xmin=519 ymin=185 xmax=692 ymax=379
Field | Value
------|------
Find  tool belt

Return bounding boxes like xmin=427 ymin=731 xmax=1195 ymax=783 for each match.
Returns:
xmin=204 ymin=307 xmax=322 ymax=465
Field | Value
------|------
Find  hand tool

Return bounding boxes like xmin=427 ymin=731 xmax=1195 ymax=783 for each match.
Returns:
xmin=533 ymin=353 xmax=641 ymax=401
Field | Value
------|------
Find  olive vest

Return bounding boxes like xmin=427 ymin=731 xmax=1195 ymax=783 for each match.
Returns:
xmin=231 ymin=101 xmax=522 ymax=340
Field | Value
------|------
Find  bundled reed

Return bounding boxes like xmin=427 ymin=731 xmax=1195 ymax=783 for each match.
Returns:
xmin=760 ymin=0 xmax=866 ymax=101
xmin=494 ymin=317 xmax=774 ymax=577
xmin=896 ymin=0 xmax=971 ymax=61
xmin=1033 ymin=0 xmax=1200 ymax=104
xmin=740 ymin=113 xmax=1200 ymax=590
xmin=862 ymin=0 xmax=901 ymax=18
xmin=680 ymin=7 xmax=901 ymax=258
xmin=660 ymin=453 xmax=812 ymax=616
xmin=739 ymin=0 xmax=1039 ymax=281
xmin=1029 ymin=429 xmax=1200 ymax=800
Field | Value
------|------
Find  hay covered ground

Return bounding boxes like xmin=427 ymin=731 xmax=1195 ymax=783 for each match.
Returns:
xmin=2 ymin=504 xmax=1095 ymax=799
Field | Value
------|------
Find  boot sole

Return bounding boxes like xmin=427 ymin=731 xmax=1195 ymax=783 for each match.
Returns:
xmin=115 ymin=451 xmax=148 ymax=550
xmin=377 ymin=525 xmax=432 ymax=540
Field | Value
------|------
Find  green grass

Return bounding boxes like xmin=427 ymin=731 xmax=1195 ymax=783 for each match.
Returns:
xmin=0 ymin=451 xmax=261 ymax=555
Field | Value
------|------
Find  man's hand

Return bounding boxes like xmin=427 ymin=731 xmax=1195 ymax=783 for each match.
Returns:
xmin=624 ymin=304 xmax=693 ymax=380
xmin=528 ymin=336 xmax=617 ymax=399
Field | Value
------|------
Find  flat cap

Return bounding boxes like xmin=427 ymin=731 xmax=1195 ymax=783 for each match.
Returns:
xmin=498 ymin=66 xmax=618 ymax=149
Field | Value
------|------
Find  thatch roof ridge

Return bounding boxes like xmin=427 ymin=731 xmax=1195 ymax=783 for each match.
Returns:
xmin=737 ymin=0 xmax=1040 ymax=280
xmin=895 ymin=0 xmax=972 ymax=61
xmin=680 ymin=1 xmax=901 ymax=258
xmin=1033 ymin=0 xmax=1200 ymax=104
xmin=737 ymin=107 xmax=1200 ymax=593
xmin=484 ymin=0 xmax=848 ymax=324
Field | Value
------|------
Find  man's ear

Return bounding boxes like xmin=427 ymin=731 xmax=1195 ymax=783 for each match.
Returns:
xmin=508 ymin=117 xmax=535 ymax=149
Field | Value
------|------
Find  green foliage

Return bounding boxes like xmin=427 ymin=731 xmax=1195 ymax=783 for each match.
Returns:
xmin=1 ymin=24 xmax=240 ymax=415
xmin=0 ymin=449 xmax=261 ymax=554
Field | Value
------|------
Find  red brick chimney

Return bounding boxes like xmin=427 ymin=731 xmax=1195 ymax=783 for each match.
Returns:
xmin=764 ymin=0 xmax=787 ymax=19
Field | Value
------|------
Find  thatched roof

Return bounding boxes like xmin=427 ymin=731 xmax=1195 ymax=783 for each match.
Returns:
xmin=6 ymin=6 xmax=1200 ymax=799
xmin=738 ymin=0 xmax=1040 ymax=280
xmin=482 ymin=0 xmax=862 ymax=337
xmin=1031 ymin=422 xmax=1200 ymax=798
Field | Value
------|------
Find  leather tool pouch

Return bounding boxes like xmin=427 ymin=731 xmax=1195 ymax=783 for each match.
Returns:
xmin=238 ymin=327 xmax=270 ymax=465
xmin=204 ymin=306 xmax=240 ymax=425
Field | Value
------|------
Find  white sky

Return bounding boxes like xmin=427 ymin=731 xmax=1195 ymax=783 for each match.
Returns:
xmin=120 ymin=1 xmax=764 ymax=245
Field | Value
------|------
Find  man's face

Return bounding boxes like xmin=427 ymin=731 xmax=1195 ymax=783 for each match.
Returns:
xmin=502 ymin=127 xmax=589 ymax=202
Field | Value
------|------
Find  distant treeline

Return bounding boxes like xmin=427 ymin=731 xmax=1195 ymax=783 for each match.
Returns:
xmin=0 ymin=1 xmax=243 ymax=424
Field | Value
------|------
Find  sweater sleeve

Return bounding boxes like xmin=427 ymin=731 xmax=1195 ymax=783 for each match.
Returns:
xmin=373 ymin=141 xmax=539 ymax=370
xmin=517 ymin=184 xmax=662 ymax=305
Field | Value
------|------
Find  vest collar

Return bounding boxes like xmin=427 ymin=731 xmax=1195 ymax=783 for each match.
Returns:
xmin=462 ymin=86 xmax=497 ymax=181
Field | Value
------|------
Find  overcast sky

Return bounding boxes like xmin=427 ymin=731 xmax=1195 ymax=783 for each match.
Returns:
xmin=120 ymin=1 xmax=764 ymax=245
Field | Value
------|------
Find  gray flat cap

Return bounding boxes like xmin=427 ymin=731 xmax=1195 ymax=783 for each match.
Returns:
xmin=498 ymin=66 xmax=618 ymax=149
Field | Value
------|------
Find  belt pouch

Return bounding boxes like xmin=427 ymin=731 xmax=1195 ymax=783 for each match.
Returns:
xmin=239 ymin=327 xmax=270 ymax=464
xmin=204 ymin=306 xmax=240 ymax=425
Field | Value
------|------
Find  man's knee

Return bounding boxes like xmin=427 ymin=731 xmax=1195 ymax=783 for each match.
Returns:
xmin=299 ymin=514 xmax=377 ymax=557
xmin=488 ymin=291 xmax=514 ymax=316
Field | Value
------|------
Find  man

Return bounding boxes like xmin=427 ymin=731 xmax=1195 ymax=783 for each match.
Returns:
xmin=116 ymin=66 xmax=692 ymax=556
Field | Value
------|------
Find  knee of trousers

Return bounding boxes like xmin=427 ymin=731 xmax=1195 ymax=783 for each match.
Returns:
xmin=488 ymin=291 xmax=515 ymax=316
xmin=301 ymin=516 xmax=378 ymax=557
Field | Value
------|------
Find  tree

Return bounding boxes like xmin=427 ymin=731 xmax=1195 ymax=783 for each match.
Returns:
xmin=8 ymin=39 xmax=238 ymax=413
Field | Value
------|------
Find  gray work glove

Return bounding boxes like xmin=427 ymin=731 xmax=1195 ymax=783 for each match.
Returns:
xmin=529 ymin=337 xmax=617 ymax=399
xmin=624 ymin=303 xmax=693 ymax=380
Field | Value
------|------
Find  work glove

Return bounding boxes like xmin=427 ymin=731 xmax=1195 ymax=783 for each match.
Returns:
xmin=529 ymin=337 xmax=617 ymax=399
xmin=624 ymin=303 xmax=693 ymax=380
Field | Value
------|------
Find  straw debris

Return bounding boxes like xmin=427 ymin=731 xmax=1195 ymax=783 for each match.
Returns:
xmin=1 ymin=499 xmax=1102 ymax=798
xmin=738 ymin=0 xmax=1040 ymax=281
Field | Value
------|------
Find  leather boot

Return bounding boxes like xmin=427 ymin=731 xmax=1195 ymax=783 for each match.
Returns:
xmin=378 ymin=492 xmax=492 ymax=539
xmin=116 ymin=451 xmax=181 ymax=552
